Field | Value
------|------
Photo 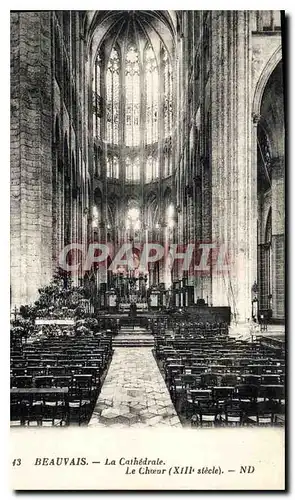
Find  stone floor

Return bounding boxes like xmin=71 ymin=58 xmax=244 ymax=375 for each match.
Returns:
xmin=89 ymin=347 xmax=181 ymax=428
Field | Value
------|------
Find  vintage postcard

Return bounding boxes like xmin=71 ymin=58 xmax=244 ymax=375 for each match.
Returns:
xmin=10 ymin=9 xmax=286 ymax=491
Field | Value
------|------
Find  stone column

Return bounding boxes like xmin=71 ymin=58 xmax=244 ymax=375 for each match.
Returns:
xmin=271 ymin=157 xmax=284 ymax=319
xmin=211 ymin=11 xmax=255 ymax=328
xmin=234 ymin=11 xmax=253 ymax=324
xmin=11 ymin=11 xmax=53 ymax=308
xmin=211 ymin=11 xmax=223 ymax=307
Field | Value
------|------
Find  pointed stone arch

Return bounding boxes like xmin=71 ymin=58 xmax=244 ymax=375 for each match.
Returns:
xmin=252 ymin=45 xmax=282 ymax=117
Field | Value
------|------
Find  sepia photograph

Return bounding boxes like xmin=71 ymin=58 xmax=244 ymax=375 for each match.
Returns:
xmin=10 ymin=8 xmax=286 ymax=491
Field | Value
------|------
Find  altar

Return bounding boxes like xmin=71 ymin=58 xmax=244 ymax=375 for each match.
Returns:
xmin=119 ymin=301 xmax=148 ymax=313
xmin=119 ymin=303 xmax=130 ymax=313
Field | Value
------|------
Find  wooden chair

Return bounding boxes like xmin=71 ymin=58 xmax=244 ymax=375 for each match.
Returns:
xmin=11 ymin=393 xmax=31 ymax=425
xmin=241 ymin=374 xmax=261 ymax=386
xmin=41 ymin=359 xmax=57 ymax=367
xmin=71 ymin=375 xmax=93 ymax=400
xmin=11 ymin=368 xmax=27 ymax=377
xmin=41 ymin=393 xmax=67 ymax=426
xmin=11 ymin=375 xmax=33 ymax=389
xmin=261 ymin=374 xmax=281 ymax=385
xmin=35 ymin=376 xmax=54 ymax=388
xmin=212 ymin=386 xmax=234 ymax=405
xmin=48 ymin=366 xmax=66 ymax=377
xmin=200 ymin=373 xmax=219 ymax=388
xmin=274 ymin=414 xmax=285 ymax=426
xmin=68 ymin=396 xmax=91 ymax=426
xmin=234 ymin=384 xmax=258 ymax=402
xmin=245 ymin=401 xmax=274 ymax=426
xmin=52 ymin=376 xmax=72 ymax=388
xmin=186 ymin=389 xmax=212 ymax=418
xmin=220 ymin=399 xmax=246 ymax=426
xmin=259 ymin=385 xmax=285 ymax=404
xmin=26 ymin=366 xmax=46 ymax=377
xmin=221 ymin=373 xmax=238 ymax=386
xmin=191 ymin=401 xmax=221 ymax=428
xmin=65 ymin=365 xmax=84 ymax=375
xmin=10 ymin=394 xmax=24 ymax=426
xmin=28 ymin=396 xmax=43 ymax=426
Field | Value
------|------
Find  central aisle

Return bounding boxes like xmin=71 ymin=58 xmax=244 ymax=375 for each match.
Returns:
xmin=89 ymin=347 xmax=181 ymax=428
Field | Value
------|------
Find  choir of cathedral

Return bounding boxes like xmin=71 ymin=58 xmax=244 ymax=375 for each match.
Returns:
xmin=10 ymin=11 xmax=285 ymax=428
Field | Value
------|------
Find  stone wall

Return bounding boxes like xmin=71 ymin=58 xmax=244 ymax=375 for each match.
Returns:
xmin=11 ymin=12 xmax=53 ymax=308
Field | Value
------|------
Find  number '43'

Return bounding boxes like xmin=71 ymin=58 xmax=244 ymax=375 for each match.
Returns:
xmin=12 ymin=459 xmax=21 ymax=466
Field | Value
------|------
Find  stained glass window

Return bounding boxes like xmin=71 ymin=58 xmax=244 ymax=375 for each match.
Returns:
xmin=125 ymin=46 xmax=140 ymax=147
xmin=154 ymin=157 xmax=159 ymax=178
xmin=107 ymin=156 xmax=119 ymax=179
xmin=96 ymin=57 xmax=101 ymax=138
xmin=92 ymin=66 xmax=96 ymax=139
xmin=126 ymin=207 xmax=141 ymax=231
xmin=163 ymin=137 xmax=172 ymax=176
xmin=104 ymin=42 xmax=173 ymax=182
xmin=146 ymin=156 xmax=153 ymax=183
xmin=106 ymin=47 xmax=120 ymax=145
xmin=163 ymin=46 xmax=173 ymax=138
xmin=126 ymin=156 xmax=140 ymax=182
xmin=92 ymin=206 xmax=99 ymax=228
xmin=113 ymin=156 xmax=119 ymax=178
xmin=126 ymin=157 xmax=132 ymax=180
xmin=106 ymin=157 xmax=111 ymax=177
xmin=167 ymin=204 xmax=174 ymax=228
xmin=92 ymin=53 xmax=102 ymax=139
xmin=145 ymin=45 xmax=159 ymax=144
xmin=146 ymin=155 xmax=159 ymax=182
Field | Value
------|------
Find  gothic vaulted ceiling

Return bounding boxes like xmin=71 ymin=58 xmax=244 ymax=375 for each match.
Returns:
xmin=82 ymin=11 xmax=178 ymax=63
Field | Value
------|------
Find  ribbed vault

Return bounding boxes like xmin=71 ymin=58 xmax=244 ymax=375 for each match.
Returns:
xmin=83 ymin=11 xmax=177 ymax=62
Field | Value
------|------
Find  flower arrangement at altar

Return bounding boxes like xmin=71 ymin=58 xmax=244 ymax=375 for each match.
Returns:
xmin=17 ymin=272 xmax=91 ymax=321
xmin=10 ymin=317 xmax=34 ymax=345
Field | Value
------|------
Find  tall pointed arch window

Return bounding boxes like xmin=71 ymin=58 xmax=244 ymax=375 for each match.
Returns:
xmin=92 ymin=206 xmax=100 ymax=228
xmin=146 ymin=156 xmax=159 ymax=182
xmin=107 ymin=156 xmax=119 ymax=179
xmin=125 ymin=46 xmax=140 ymax=146
xmin=102 ymin=36 xmax=174 ymax=184
xmin=163 ymin=46 xmax=173 ymax=138
xmin=106 ymin=47 xmax=120 ymax=145
xmin=126 ymin=156 xmax=140 ymax=182
xmin=163 ymin=137 xmax=172 ymax=177
xmin=92 ymin=52 xmax=102 ymax=139
xmin=154 ymin=157 xmax=159 ymax=179
xmin=146 ymin=156 xmax=153 ymax=183
xmin=145 ymin=45 xmax=159 ymax=144
xmin=264 ymin=210 xmax=272 ymax=310
xmin=167 ymin=204 xmax=174 ymax=229
xmin=162 ymin=46 xmax=173 ymax=176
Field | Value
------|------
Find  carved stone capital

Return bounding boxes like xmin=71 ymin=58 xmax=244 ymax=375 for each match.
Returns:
xmin=252 ymin=113 xmax=261 ymax=125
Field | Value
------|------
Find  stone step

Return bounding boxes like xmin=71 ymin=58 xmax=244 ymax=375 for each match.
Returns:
xmin=113 ymin=339 xmax=154 ymax=347
xmin=119 ymin=330 xmax=151 ymax=335
xmin=120 ymin=327 xmax=147 ymax=331
xmin=115 ymin=335 xmax=152 ymax=341
xmin=113 ymin=344 xmax=154 ymax=348
xmin=114 ymin=338 xmax=153 ymax=342
xmin=113 ymin=345 xmax=154 ymax=348
xmin=116 ymin=335 xmax=152 ymax=339
xmin=113 ymin=340 xmax=154 ymax=344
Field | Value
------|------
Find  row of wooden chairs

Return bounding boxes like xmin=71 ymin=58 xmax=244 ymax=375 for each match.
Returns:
xmin=189 ymin=400 xmax=284 ymax=427
xmin=153 ymin=326 xmax=285 ymax=427
xmin=11 ymin=333 xmax=113 ymax=426
xmin=166 ymin=370 xmax=284 ymax=388
xmin=11 ymin=392 xmax=94 ymax=426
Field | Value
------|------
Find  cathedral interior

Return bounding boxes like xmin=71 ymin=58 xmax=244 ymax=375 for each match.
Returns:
xmin=10 ymin=11 xmax=285 ymax=428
